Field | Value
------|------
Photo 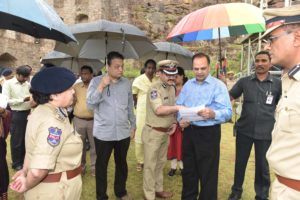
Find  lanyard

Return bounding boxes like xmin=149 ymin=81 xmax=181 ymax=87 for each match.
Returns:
xmin=255 ymin=80 xmax=272 ymax=96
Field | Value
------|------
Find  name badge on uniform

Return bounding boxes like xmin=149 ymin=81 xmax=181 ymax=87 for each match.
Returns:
xmin=266 ymin=95 xmax=274 ymax=105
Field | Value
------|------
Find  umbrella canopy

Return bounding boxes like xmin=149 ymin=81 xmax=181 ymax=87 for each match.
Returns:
xmin=41 ymin=51 xmax=104 ymax=74
xmin=55 ymin=19 xmax=156 ymax=59
xmin=0 ymin=0 xmax=76 ymax=43
xmin=141 ymin=42 xmax=193 ymax=69
xmin=167 ymin=3 xmax=265 ymax=42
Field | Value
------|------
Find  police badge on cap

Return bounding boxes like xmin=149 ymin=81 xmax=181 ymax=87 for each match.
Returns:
xmin=261 ymin=5 xmax=300 ymax=39
xmin=157 ymin=60 xmax=179 ymax=75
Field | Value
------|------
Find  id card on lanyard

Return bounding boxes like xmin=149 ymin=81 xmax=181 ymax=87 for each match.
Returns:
xmin=266 ymin=94 xmax=274 ymax=105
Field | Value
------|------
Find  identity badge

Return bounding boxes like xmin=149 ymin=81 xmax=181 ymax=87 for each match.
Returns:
xmin=266 ymin=95 xmax=274 ymax=105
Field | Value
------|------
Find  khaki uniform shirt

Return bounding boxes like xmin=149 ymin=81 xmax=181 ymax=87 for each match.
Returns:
xmin=145 ymin=80 xmax=176 ymax=128
xmin=132 ymin=74 xmax=156 ymax=143
xmin=226 ymin=78 xmax=236 ymax=91
xmin=267 ymin=71 xmax=300 ymax=180
xmin=73 ymin=82 xmax=93 ymax=119
xmin=25 ymin=103 xmax=82 ymax=173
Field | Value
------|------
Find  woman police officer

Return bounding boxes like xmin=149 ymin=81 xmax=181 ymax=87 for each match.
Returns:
xmin=10 ymin=67 xmax=83 ymax=200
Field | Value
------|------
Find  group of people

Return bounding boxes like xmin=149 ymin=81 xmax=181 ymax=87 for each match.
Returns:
xmin=0 ymin=4 xmax=299 ymax=200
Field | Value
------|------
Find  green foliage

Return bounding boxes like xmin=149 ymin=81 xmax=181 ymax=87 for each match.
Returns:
xmin=124 ymin=68 xmax=140 ymax=79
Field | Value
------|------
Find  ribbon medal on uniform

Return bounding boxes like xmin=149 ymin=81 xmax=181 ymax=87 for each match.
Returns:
xmin=150 ymin=90 xmax=158 ymax=100
xmin=47 ymin=127 xmax=62 ymax=147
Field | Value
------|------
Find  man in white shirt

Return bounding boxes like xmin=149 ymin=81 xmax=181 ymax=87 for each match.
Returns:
xmin=2 ymin=65 xmax=31 ymax=171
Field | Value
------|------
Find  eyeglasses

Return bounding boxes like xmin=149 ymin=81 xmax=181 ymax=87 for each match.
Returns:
xmin=263 ymin=31 xmax=292 ymax=45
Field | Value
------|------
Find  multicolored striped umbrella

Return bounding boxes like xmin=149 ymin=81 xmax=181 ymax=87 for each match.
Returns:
xmin=167 ymin=3 xmax=265 ymax=42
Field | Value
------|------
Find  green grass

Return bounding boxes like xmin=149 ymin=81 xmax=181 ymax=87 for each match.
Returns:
xmin=6 ymin=122 xmax=273 ymax=200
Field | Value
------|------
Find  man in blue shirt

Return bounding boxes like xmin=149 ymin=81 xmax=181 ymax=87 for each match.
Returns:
xmin=177 ymin=52 xmax=232 ymax=200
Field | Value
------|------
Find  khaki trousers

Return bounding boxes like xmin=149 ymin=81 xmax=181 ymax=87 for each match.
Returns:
xmin=271 ymin=178 xmax=300 ymax=200
xmin=73 ymin=117 xmax=96 ymax=170
xmin=142 ymin=125 xmax=169 ymax=200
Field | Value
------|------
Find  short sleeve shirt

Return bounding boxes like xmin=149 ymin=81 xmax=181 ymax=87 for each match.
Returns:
xmin=230 ymin=74 xmax=281 ymax=140
xmin=145 ymin=80 xmax=176 ymax=128
xmin=25 ymin=103 xmax=82 ymax=173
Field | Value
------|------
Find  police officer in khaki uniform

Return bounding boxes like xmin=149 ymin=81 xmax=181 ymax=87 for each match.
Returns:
xmin=10 ymin=67 xmax=83 ymax=200
xmin=142 ymin=60 xmax=183 ymax=200
xmin=262 ymin=5 xmax=300 ymax=200
xmin=226 ymin=71 xmax=236 ymax=91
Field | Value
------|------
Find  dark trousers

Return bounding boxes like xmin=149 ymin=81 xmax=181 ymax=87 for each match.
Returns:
xmin=0 ymin=137 xmax=9 ymax=194
xmin=94 ymin=137 xmax=130 ymax=200
xmin=231 ymin=133 xmax=271 ymax=200
xmin=181 ymin=125 xmax=221 ymax=200
xmin=10 ymin=110 xmax=30 ymax=169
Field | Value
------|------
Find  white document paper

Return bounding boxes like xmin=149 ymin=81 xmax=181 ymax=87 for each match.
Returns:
xmin=0 ymin=94 xmax=8 ymax=109
xmin=179 ymin=105 xmax=205 ymax=122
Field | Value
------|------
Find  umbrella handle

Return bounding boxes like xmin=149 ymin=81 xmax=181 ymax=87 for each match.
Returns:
xmin=105 ymin=32 xmax=108 ymax=66
xmin=121 ymin=28 xmax=125 ymax=53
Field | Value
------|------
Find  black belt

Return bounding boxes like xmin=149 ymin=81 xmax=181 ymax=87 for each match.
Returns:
xmin=12 ymin=110 xmax=30 ymax=113
xmin=74 ymin=116 xmax=94 ymax=121
xmin=188 ymin=124 xmax=220 ymax=129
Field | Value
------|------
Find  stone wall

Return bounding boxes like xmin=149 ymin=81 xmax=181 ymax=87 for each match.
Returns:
xmin=0 ymin=0 xmax=290 ymax=71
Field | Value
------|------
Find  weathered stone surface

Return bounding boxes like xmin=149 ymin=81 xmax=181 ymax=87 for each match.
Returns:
xmin=0 ymin=0 xmax=283 ymax=71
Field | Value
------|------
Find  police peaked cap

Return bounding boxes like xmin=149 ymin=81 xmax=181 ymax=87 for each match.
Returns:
xmin=261 ymin=5 xmax=300 ymax=39
xmin=157 ymin=60 xmax=179 ymax=75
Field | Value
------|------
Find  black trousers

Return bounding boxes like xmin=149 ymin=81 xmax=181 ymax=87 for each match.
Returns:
xmin=0 ymin=137 xmax=9 ymax=194
xmin=231 ymin=133 xmax=271 ymax=200
xmin=94 ymin=137 xmax=130 ymax=200
xmin=181 ymin=125 xmax=221 ymax=200
xmin=10 ymin=110 xmax=30 ymax=169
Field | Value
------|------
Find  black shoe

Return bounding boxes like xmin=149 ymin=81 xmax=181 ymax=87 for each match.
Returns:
xmin=14 ymin=165 xmax=23 ymax=171
xmin=228 ymin=193 xmax=241 ymax=200
xmin=168 ymin=169 xmax=176 ymax=177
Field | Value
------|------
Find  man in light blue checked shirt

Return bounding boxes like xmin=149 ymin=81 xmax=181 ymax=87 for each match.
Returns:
xmin=177 ymin=52 xmax=232 ymax=200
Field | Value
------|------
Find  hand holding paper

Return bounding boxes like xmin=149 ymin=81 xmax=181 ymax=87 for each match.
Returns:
xmin=197 ymin=107 xmax=216 ymax=120
xmin=179 ymin=105 xmax=205 ymax=122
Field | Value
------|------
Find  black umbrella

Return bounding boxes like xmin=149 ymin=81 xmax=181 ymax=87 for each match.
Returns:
xmin=141 ymin=42 xmax=193 ymax=69
xmin=0 ymin=0 xmax=76 ymax=43
xmin=55 ymin=19 xmax=156 ymax=59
